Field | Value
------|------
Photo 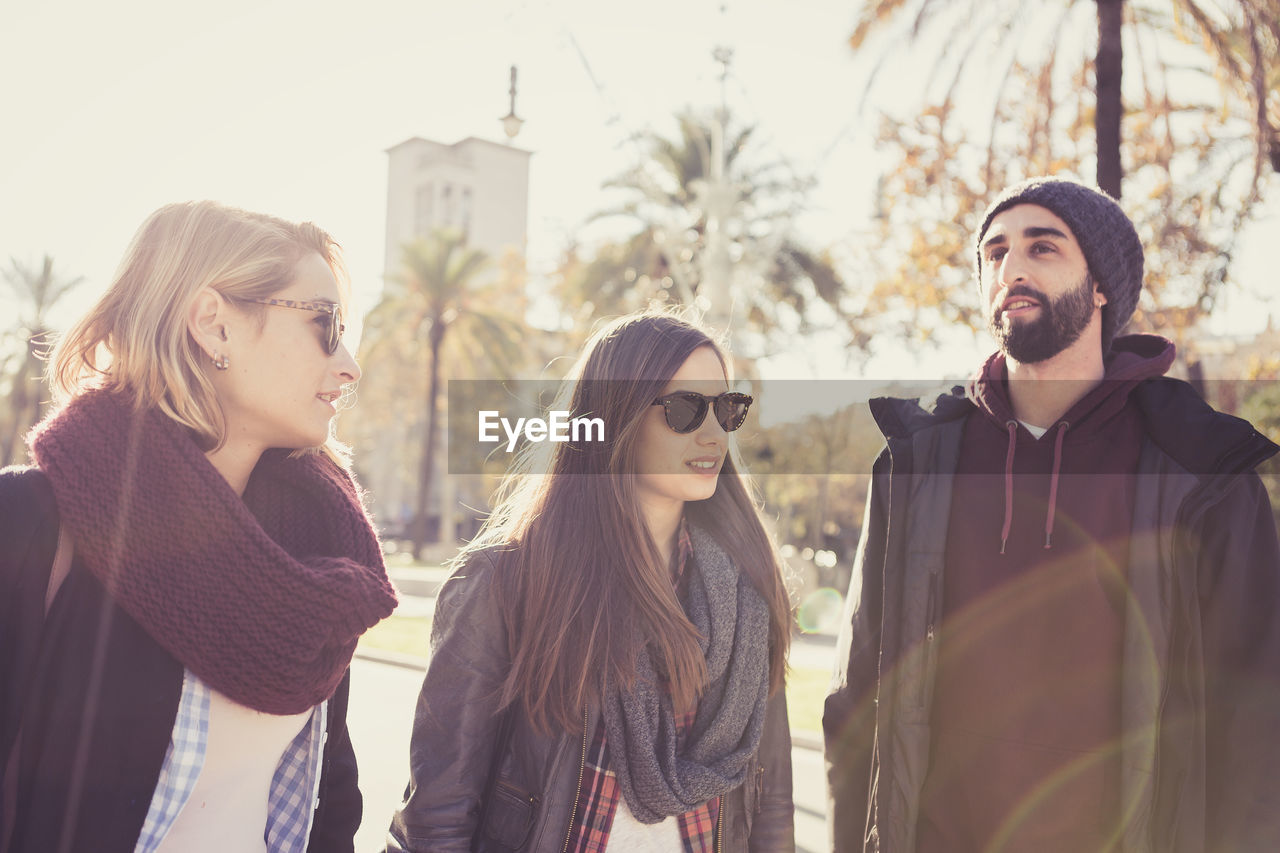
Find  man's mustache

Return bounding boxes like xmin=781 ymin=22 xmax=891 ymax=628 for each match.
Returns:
xmin=996 ymin=284 xmax=1050 ymax=318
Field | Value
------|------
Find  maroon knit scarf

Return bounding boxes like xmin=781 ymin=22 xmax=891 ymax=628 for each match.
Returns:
xmin=29 ymin=389 xmax=398 ymax=714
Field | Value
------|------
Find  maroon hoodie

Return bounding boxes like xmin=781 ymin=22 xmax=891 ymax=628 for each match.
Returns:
xmin=916 ymin=335 xmax=1177 ymax=853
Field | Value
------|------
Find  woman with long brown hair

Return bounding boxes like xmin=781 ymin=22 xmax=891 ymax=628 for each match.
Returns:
xmin=388 ymin=310 xmax=794 ymax=852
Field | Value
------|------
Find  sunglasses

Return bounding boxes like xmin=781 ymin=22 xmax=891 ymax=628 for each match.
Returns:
xmin=651 ymin=391 xmax=753 ymax=434
xmin=239 ymin=297 xmax=345 ymax=355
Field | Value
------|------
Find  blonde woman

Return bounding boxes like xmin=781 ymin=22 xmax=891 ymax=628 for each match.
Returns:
xmin=0 ymin=201 xmax=397 ymax=852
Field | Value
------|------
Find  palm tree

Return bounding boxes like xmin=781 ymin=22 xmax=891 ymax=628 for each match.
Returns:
xmin=568 ymin=110 xmax=847 ymax=356
xmin=1096 ymin=0 xmax=1125 ymax=197
xmin=1 ymin=256 xmax=82 ymax=465
xmin=361 ymin=229 xmax=524 ymax=557
xmin=849 ymin=0 xmax=1276 ymax=199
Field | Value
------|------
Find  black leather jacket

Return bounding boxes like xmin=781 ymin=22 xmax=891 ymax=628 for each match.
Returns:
xmin=387 ymin=546 xmax=795 ymax=852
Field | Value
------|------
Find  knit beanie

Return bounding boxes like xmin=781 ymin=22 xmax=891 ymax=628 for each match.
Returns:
xmin=975 ymin=176 xmax=1144 ymax=351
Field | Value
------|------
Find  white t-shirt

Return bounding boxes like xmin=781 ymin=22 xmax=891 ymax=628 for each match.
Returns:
xmin=606 ymin=798 xmax=683 ymax=851
xmin=155 ymin=687 xmax=310 ymax=852
xmin=1020 ymin=420 xmax=1049 ymax=439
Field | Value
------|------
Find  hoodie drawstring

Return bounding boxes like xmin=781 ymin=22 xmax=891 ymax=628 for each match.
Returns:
xmin=1044 ymin=421 xmax=1068 ymax=549
xmin=999 ymin=420 xmax=1070 ymax=554
xmin=1000 ymin=421 xmax=1017 ymax=555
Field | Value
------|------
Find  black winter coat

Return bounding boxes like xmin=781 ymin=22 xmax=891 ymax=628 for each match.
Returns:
xmin=0 ymin=466 xmax=363 ymax=852
xmin=824 ymin=376 xmax=1280 ymax=853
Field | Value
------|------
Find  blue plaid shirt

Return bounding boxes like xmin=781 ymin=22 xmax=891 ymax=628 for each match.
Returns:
xmin=133 ymin=669 xmax=328 ymax=853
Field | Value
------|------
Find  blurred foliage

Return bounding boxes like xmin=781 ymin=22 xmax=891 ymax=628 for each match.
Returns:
xmin=1239 ymin=353 xmax=1280 ymax=443
xmin=849 ymin=0 xmax=1277 ymax=185
xmin=1235 ymin=354 xmax=1280 ymax=528
xmin=738 ymin=396 xmax=888 ymax=566
xmin=554 ymin=110 xmax=856 ymax=357
xmin=847 ymin=0 xmax=1279 ymax=359
xmin=349 ymin=230 xmax=529 ymax=552
xmin=0 ymin=256 xmax=82 ymax=466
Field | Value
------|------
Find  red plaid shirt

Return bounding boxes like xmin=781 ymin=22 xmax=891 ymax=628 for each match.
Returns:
xmin=566 ymin=521 xmax=719 ymax=853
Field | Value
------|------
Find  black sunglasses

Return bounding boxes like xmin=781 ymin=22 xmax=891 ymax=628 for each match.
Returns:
xmin=239 ymin=297 xmax=345 ymax=355
xmin=651 ymin=391 xmax=753 ymax=434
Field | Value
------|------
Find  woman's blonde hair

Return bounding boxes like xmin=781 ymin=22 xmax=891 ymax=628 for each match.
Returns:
xmin=49 ymin=200 xmax=352 ymax=459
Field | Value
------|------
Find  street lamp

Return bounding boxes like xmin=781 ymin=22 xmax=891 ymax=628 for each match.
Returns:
xmin=500 ymin=65 xmax=524 ymax=141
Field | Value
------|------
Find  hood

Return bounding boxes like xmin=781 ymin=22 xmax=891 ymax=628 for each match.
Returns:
xmin=868 ymin=384 xmax=974 ymax=442
xmin=967 ymin=334 xmax=1177 ymax=438
xmin=867 ymin=334 xmax=1275 ymax=556
xmin=1136 ymin=377 xmax=1279 ymax=479
xmin=966 ymin=334 xmax=1176 ymax=553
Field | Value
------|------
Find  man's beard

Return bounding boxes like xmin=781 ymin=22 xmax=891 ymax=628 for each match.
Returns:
xmin=988 ymin=274 xmax=1096 ymax=364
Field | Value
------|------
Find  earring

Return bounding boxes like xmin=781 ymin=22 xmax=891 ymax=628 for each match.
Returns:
xmin=212 ymin=351 xmax=230 ymax=371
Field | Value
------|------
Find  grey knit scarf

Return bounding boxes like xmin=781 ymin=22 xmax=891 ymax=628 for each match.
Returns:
xmin=601 ymin=524 xmax=772 ymax=823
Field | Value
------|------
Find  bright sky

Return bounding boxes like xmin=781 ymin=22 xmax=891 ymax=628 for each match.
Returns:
xmin=2 ymin=0 xmax=1275 ymax=386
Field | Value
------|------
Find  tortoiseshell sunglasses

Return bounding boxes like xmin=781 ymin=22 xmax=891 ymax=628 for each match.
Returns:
xmin=651 ymin=391 xmax=753 ymax=433
xmin=238 ymin=298 xmax=345 ymax=355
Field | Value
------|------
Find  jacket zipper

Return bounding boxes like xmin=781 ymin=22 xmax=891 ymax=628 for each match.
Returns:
xmin=716 ymin=789 xmax=724 ymax=853
xmin=560 ymin=707 xmax=589 ymax=853
xmin=925 ymin=570 xmax=939 ymax=643
xmin=495 ymin=779 xmax=539 ymax=806
xmin=1148 ymin=504 xmax=1190 ymax=842
xmin=916 ymin=570 xmax=940 ymax=710
xmin=747 ymin=758 xmax=757 ymax=814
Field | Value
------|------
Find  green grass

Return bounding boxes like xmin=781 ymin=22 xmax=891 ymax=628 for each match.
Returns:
xmin=785 ymin=666 xmax=828 ymax=737
xmin=360 ymin=615 xmax=432 ymax=658
xmin=360 ymin=613 xmax=829 ymax=738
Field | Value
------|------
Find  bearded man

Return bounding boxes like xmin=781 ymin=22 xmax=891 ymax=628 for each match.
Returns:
xmin=824 ymin=177 xmax=1280 ymax=852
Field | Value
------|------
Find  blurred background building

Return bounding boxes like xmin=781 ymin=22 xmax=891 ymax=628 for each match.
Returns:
xmin=383 ymin=134 xmax=530 ymax=275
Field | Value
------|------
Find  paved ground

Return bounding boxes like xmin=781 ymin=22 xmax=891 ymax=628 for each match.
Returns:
xmin=347 ymin=653 xmax=832 ymax=852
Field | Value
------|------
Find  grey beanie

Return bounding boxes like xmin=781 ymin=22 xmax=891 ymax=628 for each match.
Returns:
xmin=975 ymin=176 xmax=1144 ymax=350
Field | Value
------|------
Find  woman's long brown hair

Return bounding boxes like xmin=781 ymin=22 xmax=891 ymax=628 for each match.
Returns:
xmin=459 ymin=310 xmax=792 ymax=735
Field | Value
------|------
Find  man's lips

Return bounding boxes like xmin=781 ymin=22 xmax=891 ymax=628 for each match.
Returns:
xmin=999 ymin=295 xmax=1041 ymax=317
